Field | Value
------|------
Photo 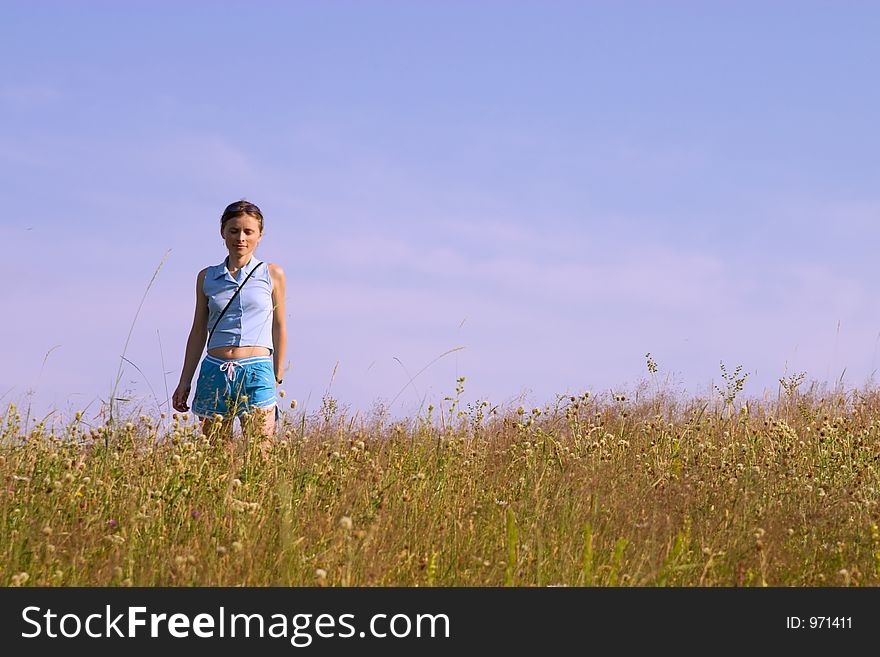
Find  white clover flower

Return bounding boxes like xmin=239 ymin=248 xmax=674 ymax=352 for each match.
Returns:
xmin=11 ymin=572 xmax=29 ymax=587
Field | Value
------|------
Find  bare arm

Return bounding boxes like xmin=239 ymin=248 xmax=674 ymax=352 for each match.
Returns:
xmin=270 ymin=263 xmax=287 ymax=383
xmin=172 ymin=269 xmax=208 ymax=411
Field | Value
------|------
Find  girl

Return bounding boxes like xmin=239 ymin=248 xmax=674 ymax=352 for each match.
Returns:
xmin=171 ymin=200 xmax=287 ymax=444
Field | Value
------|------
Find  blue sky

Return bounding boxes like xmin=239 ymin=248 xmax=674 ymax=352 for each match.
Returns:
xmin=4 ymin=1 xmax=880 ymax=424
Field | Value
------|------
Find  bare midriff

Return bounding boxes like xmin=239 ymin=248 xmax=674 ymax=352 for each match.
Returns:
xmin=207 ymin=346 xmax=271 ymax=359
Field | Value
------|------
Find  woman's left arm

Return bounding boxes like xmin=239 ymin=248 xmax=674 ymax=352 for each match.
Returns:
xmin=270 ymin=263 xmax=287 ymax=383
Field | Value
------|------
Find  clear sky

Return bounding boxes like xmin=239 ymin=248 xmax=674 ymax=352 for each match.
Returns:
xmin=4 ymin=1 xmax=880 ymax=424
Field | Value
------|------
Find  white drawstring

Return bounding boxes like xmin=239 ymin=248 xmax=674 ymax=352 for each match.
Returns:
xmin=219 ymin=361 xmax=239 ymax=383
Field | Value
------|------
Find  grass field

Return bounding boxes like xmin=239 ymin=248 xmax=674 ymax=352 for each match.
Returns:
xmin=3 ymin=376 xmax=880 ymax=587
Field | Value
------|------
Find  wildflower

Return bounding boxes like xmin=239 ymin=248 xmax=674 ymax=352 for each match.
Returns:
xmin=125 ymin=422 xmax=134 ymax=431
xmin=279 ymin=389 xmax=286 ymax=398
xmin=11 ymin=572 xmax=29 ymax=587
xmin=231 ymin=541 xmax=243 ymax=553
xmin=75 ymin=411 xmax=82 ymax=420
xmin=339 ymin=516 xmax=353 ymax=531
xmin=216 ymin=546 xmax=227 ymax=555
xmin=231 ymin=478 xmax=242 ymax=489
xmin=315 ymin=568 xmax=327 ymax=581
xmin=290 ymin=399 xmax=297 ymax=410
xmin=191 ymin=509 xmax=201 ymax=520
xmin=107 ymin=519 xmax=118 ymax=530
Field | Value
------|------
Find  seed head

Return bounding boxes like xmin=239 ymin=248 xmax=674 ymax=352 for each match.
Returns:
xmin=339 ymin=516 xmax=353 ymax=531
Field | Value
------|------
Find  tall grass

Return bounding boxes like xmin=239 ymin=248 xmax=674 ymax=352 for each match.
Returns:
xmin=2 ymin=378 xmax=880 ymax=586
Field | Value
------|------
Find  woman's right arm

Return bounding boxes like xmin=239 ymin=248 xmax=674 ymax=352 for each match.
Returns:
xmin=172 ymin=269 xmax=209 ymax=412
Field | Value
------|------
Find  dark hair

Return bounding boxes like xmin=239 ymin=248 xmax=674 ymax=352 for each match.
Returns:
xmin=220 ymin=199 xmax=264 ymax=231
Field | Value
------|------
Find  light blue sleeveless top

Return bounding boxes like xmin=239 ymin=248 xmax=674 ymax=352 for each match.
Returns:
xmin=204 ymin=256 xmax=274 ymax=353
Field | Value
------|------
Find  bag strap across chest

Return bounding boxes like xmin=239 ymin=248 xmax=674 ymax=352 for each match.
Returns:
xmin=209 ymin=261 xmax=266 ymax=338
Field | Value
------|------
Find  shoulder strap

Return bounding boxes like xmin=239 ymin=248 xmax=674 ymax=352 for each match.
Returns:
xmin=209 ymin=261 xmax=265 ymax=338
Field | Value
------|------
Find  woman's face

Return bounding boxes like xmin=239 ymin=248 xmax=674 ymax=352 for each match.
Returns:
xmin=221 ymin=213 xmax=263 ymax=258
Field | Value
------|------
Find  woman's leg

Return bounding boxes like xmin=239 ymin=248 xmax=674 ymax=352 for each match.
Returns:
xmin=243 ymin=405 xmax=275 ymax=461
xmin=200 ymin=414 xmax=234 ymax=443
xmin=240 ymin=357 xmax=278 ymax=461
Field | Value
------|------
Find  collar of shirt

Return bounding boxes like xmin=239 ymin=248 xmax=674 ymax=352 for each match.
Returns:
xmin=213 ymin=256 xmax=261 ymax=284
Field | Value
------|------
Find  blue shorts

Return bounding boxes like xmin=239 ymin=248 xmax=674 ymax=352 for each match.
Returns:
xmin=192 ymin=354 xmax=277 ymax=418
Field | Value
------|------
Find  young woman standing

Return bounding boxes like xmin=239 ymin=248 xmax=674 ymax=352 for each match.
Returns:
xmin=171 ymin=200 xmax=287 ymax=445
